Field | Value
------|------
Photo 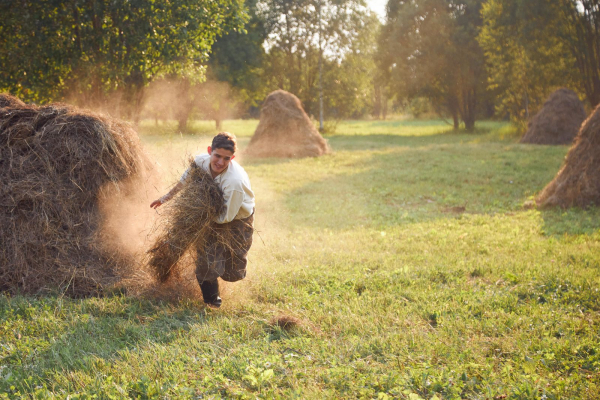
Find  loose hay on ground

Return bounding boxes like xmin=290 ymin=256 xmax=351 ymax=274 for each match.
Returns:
xmin=271 ymin=315 xmax=302 ymax=331
xmin=0 ymin=97 xmax=151 ymax=296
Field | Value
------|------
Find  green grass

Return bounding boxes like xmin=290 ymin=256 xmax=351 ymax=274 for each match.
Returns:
xmin=2 ymin=120 xmax=599 ymax=399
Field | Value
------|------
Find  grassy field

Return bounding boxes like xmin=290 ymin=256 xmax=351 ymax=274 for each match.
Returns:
xmin=1 ymin=119 xmax=600 ymax=399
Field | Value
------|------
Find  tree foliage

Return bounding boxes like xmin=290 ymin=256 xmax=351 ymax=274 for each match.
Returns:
xmin=478 ymin=0 xmax=579 ymax=122
xmin=257 ymin=0 xmax=379 ymax=119
xmin=0 ymin=0 xmax=246 ymax=120
xmin=208 ymin=0 xmax=268 ymax=108
xmin=555 ymin=0 xmax=600 ymax=107
xmin=377 ymin=0 xmax=487 ymax=129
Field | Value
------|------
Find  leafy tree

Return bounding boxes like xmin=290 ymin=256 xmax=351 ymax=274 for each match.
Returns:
xmin=378 ymin=0 xmax=487 ymax=129
xmin=555 ymin=0 xmax=600 ymax=107
xmin=478 ymin=0 xmax=579 ymax=122
xmin=0 ymin=0 xmax=246 ymax=121
xmin=258 ymin=0 xmax=378 ymax=119
xmin=208 ymin=0 xmax=268 ymax=109
xmin=322 ymin=12 xmax=381 ymax=120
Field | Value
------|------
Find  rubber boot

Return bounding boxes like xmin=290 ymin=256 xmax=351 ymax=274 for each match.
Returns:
xmin=200 ymin=280 xmax=222 ymax=308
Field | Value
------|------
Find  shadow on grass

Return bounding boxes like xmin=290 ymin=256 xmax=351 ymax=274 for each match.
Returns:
xmin=276 ymin=134 xmax=569 ymax=230
xmin=326 ymin=133 xmax=469 ymax=151
xmin=241 ymin=132 xmax=470 ymax=168
xmin=539 ymin=207 xmax=600 ymax=236
xmin=0 ymin=294 xmax=211 ymax=378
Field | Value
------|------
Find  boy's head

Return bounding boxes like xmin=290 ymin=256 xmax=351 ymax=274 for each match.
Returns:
xmin=207 ymin=132 xmax=237 ymax=175
xmin=211 ymin=132 xmax=237 ymax=153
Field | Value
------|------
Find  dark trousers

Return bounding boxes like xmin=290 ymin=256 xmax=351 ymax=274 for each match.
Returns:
xmin=195 ymin=213 xmax=254 ymax=283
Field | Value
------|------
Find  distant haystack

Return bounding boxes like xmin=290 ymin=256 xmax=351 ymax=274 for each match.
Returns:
xmin=245 ymin=90 xmax=329 ymax=158
xmin=0 ymin=96 xmax=151 ymax=296
xmin=537 ymin=103 xmax=600 ymax=208
xmin=521 ymin=88 xmax=586 ymax=145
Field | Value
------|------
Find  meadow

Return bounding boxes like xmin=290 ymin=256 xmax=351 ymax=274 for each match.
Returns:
xmin=1 ymin=119 xmax=599 ymax=399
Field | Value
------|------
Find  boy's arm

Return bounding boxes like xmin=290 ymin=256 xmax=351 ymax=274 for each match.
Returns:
xmin=150 ymin=181 xmax=184 ymax=209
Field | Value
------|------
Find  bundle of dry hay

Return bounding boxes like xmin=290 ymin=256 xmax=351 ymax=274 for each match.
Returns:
xmin=537 ymin=103 xmax=600 ymax=208
xmin=245 ymin=90 xmax=330 ymax=158
xmin=147 ymin=163 xmax=225 ymax=283
xmin=521 ymin=88 xmax=586 ymax=145
xmin=0 ymin=96 xmax=150 ymax=296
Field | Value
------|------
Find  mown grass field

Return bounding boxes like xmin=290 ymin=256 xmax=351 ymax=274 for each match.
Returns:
xmin=1 ymin=119 xmax=600 ymax=399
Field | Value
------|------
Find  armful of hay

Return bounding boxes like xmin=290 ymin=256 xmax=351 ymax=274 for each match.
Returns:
xmin=147 ymin=163 xmax=225 ymax=282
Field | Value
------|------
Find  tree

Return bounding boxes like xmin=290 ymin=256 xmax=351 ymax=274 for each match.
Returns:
xmin=478 ymin=0 xmax=579 ymax=122
xmin=208 ymin=0 xmax=268 ymax=110
xmin=322 ymin=12 xmax=381 ymax=120
xmin=258 ymin=0 xmax=377 ymax=119
xmin=556 ymin=0 xmax=600 ymax=107
xmin=0 ymin=0 xmax=247 ymax=121
xmin=377 ymin=0 xmax=487 ymax=129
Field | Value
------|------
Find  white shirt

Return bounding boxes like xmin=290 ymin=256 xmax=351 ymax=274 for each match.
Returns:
xmin=180 ymin=154 xmax=255 ymax=224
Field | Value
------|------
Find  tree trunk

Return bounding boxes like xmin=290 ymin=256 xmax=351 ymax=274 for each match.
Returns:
xmin=382 ymin=87 xmax=388 ymax=120
xmin=463 ymin=97 xmax=476 ymax=131
xmin=373 ymin=83 xmax=382 ymax=119
xmin=178 ymin=117 xmax=188 ymax=132
xmin=464 ymin=115 xmax=475 ymax=130
xmin=176 ymin=79 xmax=193 ymax=132
xmin=447 ymin=93 xmax=460 ymax=130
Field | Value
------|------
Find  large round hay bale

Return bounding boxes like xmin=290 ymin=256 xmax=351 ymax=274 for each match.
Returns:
xmin=537 ymin=103 xmax=600 ymax=208
xmin=0 ymin=96 xmax=151 ymax=296
xmin=521 ymin=88 xmax=586 ymax=145
xmin=245 ymin=90 xmax=330 ymax=158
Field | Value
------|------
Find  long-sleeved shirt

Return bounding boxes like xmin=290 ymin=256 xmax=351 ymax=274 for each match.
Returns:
xmin=180 ymin=154 xmax=255 ymax=224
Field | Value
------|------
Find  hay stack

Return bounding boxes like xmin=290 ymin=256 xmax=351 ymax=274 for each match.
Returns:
xmin=521 ymin=88 xmax=586 ymax=145
xmin=0 ymin=93 xmax=26 ymax=109
xmin=0 ymin=96 xmax=150 ymax=296
xmin=537 ymin=103 xmax=600 ymax=208
xmin=245 ymin=90 xmax=330 ymax=158
xmin=147 ymin=163 xmax=225 ymax=282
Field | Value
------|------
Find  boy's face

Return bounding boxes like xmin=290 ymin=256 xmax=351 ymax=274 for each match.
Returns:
xmin=207 ymin=146 xmax=235 ymax=175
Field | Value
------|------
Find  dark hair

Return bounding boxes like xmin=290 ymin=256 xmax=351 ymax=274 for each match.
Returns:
xmin=211 ymin=132 xmax=237 ymax=153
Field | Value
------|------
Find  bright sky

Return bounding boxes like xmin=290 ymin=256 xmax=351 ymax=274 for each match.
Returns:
xmin=366 ymin=0 xmax=387 ymax=20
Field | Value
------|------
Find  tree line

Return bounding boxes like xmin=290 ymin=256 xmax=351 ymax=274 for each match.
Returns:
xmin=378 ymin=0 xmax=600 ymax=129
xmin=1 ymin=0 xmax=599 ymax=130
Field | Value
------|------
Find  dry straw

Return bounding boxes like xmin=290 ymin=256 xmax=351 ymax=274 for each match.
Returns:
xmin=0 ymin=94 xmax=151 ymax=296
xmin=521 ymin=88 xmax=586 ymax=145
xmin=537 ymin=103 xmax=600 ymax=208
xmin=245 ymin=89 xmax=330 ymax=158
xmin=147 ymin=162 xmax=227 ymax=283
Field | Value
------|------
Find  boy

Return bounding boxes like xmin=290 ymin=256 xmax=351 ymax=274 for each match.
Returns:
xmin=151 ymin=132 xmax=254 ymax=308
